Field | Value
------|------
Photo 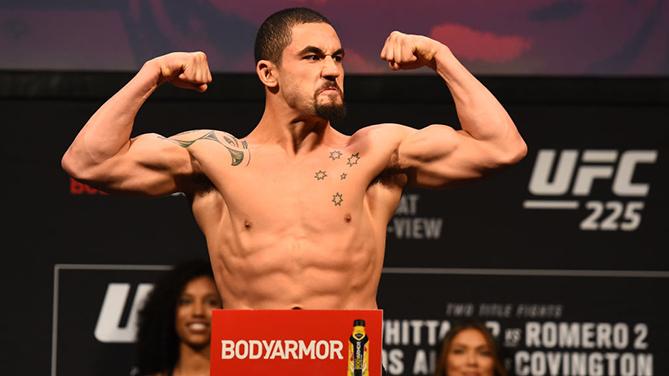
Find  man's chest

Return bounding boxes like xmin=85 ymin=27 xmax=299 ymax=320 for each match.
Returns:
xmin=229 ymin=150 xmax=371 ymax=207
xmin=199 ymin=146 xmax=389 ymax=223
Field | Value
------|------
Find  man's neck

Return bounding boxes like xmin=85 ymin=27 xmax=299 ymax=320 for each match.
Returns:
xmin=249 ymin=102 xmax=345 ymax=155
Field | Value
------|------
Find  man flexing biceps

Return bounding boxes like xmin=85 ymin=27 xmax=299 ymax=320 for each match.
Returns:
xmin=62 ymin=8 xmax=526 ymax=311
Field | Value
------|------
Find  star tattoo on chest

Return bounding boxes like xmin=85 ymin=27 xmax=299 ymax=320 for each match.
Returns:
xmin=347 ymin=152 xmax=360 ymax=167
xmin=317 ymin=150 xmax=361 ymax=207
xmin=314 ymin=170 xmax=327 ymax=180
xmin=329 ymin=150 xmax=343 ymax=160
xmin=332 ymin=192 xmax=343 ymax=206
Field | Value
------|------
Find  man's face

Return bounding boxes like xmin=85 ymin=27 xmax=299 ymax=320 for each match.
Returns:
xmin=277 ymin=22 xmax=346 ymax=122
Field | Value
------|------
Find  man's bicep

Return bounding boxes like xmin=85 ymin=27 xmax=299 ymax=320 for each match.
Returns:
xmin=91 ymin=133 xmax=196 ymax=195
xmin=396 ymin=124 xmax=499 ymax=187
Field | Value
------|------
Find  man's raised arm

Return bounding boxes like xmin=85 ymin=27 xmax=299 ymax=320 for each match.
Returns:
xmin=61 ymin=52 xmax=213 ymax=195
xmin=380 ymin=32 xmax=527 ymax=187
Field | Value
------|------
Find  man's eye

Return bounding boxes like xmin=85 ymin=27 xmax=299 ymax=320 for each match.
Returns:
xmin=334 ymin=55 xmax=343 ymax=62
xmin=305 ymin=55 xmax=320 ymax=61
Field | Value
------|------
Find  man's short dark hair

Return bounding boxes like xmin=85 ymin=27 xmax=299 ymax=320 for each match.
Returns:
xmin=254 ymin=7 xmax=332 ymax=64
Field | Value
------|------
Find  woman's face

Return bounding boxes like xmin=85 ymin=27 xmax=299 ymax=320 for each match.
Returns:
xmin=174 ymin=276 xmax=222 ymax=349
xmin=445 ymin=328 xmax=495 ymax=376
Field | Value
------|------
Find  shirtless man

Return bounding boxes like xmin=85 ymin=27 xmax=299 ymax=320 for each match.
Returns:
xmin=61 ymin=8 xmax=526 ymax=310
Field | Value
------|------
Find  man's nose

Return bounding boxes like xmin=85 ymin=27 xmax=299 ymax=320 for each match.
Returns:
xmin=321 ymin=56 xmax=340 ymax=78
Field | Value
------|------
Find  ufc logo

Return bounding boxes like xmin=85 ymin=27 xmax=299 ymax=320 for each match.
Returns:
xmin=94 ymin=283 xmax=154 ymax=343
xmin=529 ymin=150 xmax=657 ymax=197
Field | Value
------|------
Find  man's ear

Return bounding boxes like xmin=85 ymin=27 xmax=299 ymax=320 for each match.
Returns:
xmin=256 ymin=60 xmax=278 ymax=88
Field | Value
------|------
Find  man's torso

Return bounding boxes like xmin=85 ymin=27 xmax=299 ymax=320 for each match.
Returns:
xmin=183 ymin=125 xmax=408 ymax=309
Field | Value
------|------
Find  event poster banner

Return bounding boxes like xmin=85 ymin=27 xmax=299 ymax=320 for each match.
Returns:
xmin=52 ymin=265 xmax=172 ymax=376
xmin=2 ymin=1 xmax=668 ymax=75
xmin=377 ymin=272 xmax=664 ymax=375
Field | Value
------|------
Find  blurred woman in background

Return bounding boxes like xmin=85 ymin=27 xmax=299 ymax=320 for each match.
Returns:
xmin=434 ymin=320 xmax=507 ymax=376
xmin=135 ymin=259 xmax=222 ymax=376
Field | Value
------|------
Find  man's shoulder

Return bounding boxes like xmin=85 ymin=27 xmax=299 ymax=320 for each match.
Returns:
xmin=168 ymin=129 xmax=242 ymax=140
xmin=350 ymin=123 xmax=417 ymax=146
xmin=352 ymin=123 xmax=415 ymax=138
xmin=165 ymin=129 xmax=248 ymax=152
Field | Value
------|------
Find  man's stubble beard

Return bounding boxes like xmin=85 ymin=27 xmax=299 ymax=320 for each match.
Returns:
xmin=283 ymin=85 xmax=347 ymax=123
xmin=314 ymin=93 xmax=346 ymax=123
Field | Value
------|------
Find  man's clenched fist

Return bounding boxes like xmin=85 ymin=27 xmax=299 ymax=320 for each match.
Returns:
xmin=380 ymin=31 xmax=445 ymax=71
xmin=151 ymin=51 xmax=213 ymax=92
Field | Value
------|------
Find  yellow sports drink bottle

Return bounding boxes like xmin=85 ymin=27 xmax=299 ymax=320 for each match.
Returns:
xmin=348 ymin=319 xmax=369 ymax=376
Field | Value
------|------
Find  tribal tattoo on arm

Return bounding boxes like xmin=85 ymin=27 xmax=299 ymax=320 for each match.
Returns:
xmin=167 ymin=130 xmax=250 ymax=166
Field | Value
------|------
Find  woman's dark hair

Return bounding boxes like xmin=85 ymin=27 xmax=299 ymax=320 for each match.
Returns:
xmin=434 ymin=320 xmax=508 ymax=376
xmin=135 ymin=259 xmax=216 ymax=375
